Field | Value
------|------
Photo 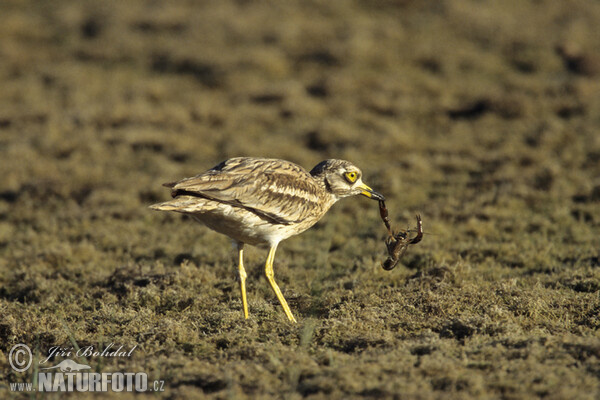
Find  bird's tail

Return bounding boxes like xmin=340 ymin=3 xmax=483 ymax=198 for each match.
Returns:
xmin=149 ymin=201 xmax=181 ymax=211
xmin=149 ymin=196 xmax=213 ymax=213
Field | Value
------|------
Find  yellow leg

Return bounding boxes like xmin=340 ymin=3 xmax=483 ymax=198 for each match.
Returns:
xmin=237 ymin=242 xmax=249 ymax=319
xmin=265 ymin=243 xmax=297 ymax=323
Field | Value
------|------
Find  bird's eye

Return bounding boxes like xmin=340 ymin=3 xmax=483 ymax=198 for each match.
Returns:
xmin=344 ymin=171 xmax=358 ymax=183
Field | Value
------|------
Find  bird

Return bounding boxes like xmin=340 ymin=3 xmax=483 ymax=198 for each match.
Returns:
xmin=149 ymin=157 xmax=385 ymax=323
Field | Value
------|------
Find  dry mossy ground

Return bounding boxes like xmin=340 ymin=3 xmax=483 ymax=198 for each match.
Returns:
xmin=1 ymin=1 xmax=600 ymax=399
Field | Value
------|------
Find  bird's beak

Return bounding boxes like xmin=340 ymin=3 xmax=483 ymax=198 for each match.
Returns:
xmin=358 ymin=183 xmax=385 ymax=201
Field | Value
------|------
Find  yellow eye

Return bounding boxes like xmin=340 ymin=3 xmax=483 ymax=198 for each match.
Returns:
xmin=345 ymin=171 xmax=358 ymax=183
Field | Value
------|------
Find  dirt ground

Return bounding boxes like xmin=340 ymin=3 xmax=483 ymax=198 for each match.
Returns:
xmin=1 ymin=0 xmax=599 ymax=399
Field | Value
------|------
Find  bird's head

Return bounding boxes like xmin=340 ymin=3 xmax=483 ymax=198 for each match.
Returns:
xmin=310 ymin=159 xmax=385 ymax=201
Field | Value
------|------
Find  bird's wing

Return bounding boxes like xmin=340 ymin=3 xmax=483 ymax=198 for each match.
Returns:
xmin=168 ymin=158 xmax=325 ymax=224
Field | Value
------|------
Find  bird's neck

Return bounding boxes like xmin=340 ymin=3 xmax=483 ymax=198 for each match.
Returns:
xmin=311 ymin=173 xmax=340 ymax=207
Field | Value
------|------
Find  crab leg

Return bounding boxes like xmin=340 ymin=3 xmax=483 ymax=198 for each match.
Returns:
xmin=408 ymin=215 xmax=423 ymax=244
xmin=378 ymin=200 xmax=393 ymax=237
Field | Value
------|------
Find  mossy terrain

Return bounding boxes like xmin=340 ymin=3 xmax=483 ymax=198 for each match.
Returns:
xmin=1 ymin=1 xmax=599 ymax=398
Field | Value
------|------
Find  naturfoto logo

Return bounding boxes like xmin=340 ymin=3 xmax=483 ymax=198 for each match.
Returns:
xmin=8 ymin=343 xmax=165 ymax=393
xmin=41 ymin=359 xmax=91 ymax=372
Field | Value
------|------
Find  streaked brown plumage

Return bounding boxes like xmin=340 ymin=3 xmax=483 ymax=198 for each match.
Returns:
xmin=150 ymin=157 xmax=384 ymax=322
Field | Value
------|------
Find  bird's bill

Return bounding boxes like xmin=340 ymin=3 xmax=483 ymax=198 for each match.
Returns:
xmin=358 ymin=183 xmax=385 ymax=201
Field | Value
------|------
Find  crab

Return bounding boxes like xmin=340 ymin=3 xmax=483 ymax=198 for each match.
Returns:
xmin=378 ymin=200 xmax=423 ymax=271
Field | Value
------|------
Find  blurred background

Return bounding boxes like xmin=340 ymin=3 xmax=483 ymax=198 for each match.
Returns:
xmin=1 ymin=1 xmax=599 ymax=398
